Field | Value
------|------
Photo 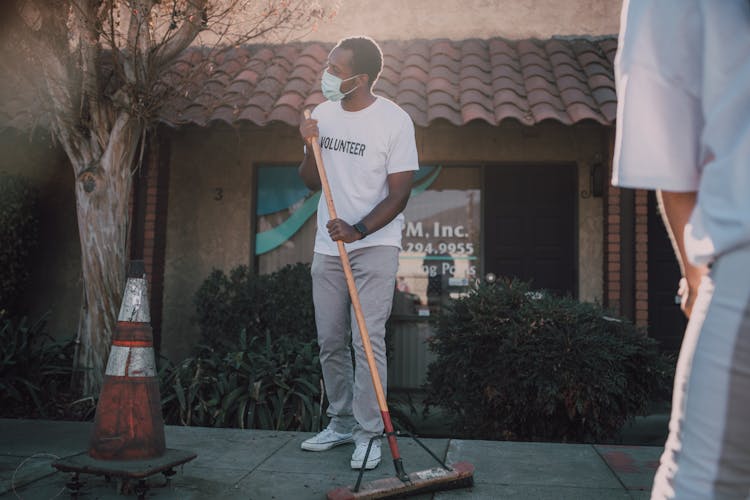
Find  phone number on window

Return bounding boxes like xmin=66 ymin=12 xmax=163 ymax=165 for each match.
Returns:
xmin=404 ymin=242 xmax=475 ymax=255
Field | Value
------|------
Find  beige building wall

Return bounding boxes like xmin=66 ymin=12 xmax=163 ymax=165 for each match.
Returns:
xmin=162 ymin=124 xmax=306 ymax=361
xmin=161 ymin=121 xmax=607 ymax=361
xmin=302 ymin=0 xmax=622 ymax=42
xmin=199 ymin=0 xmax=622 ymax=45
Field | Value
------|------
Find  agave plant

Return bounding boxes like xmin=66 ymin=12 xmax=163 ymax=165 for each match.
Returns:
xmin=0 ymin=314 xmax=76 ymax=418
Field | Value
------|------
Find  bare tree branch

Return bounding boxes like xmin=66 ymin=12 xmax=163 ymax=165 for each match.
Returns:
xmin=152 ymin=0 xmax=208 ymax=70
xmin=69 ymin=0 xmax=107 ymax=157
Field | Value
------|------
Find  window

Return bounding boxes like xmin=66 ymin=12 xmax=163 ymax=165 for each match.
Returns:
xmin=254 ymin=165 xmax=316 ymax=274
xmin=395 ymin=165 xmax=481 ymax=316
xmin=254 ymin=165 xmax=481 ymax=317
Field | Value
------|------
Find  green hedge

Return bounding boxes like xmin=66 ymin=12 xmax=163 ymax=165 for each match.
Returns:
xmin=179 ymin=264 xmax=322 ymax=430
xmin=160 ymin=331 xmax=324 ymax=431
xmin=425 ymin=278 xmax=673 ymax=443
xmin=0 ymin=315 xmax=78 ymax=418
xmin=194 ymin=263 xmax=315 ymax=350
xmin=179 ymin=263 xmax=414 ymax=432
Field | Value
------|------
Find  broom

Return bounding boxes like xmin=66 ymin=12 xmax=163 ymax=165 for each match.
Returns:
xmin=303 ymin=109 xmax=475 ymax=499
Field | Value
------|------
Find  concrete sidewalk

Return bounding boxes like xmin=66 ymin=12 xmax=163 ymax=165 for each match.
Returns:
xmin=0 ymin=418 xmax=661 ymax=499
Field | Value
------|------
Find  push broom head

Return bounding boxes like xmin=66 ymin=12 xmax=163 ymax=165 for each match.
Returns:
xmin=327 ymin=461 xmax=474 ymax=500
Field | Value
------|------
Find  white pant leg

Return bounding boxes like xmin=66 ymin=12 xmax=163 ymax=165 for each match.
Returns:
xmin=348 ymin=246 xmax=399 ymax=445
xmin=652 ymin=246 xmax=750 ymax=499
xmin=311 ymin=247 xmax=399 ymax=441
xmin=312 ymin=252 xmax=356 ymax=434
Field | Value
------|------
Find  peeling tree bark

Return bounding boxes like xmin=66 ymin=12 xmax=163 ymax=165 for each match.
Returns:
xmin=72 ymin=113 xmax=142 ymax=394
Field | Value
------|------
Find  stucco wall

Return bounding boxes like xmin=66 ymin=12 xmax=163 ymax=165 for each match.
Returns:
xmin=299 ymin=0 xmax=621 ymax=42
xmin=161 ymin=124 xmax=305 ymax=361
xmin=161 ymin=120 xmax=607 ymax=361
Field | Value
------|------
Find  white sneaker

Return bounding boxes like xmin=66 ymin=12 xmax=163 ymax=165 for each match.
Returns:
xmin=350 ymin=441 xmax=381 ymax=470
xmin=301 ymin=427 xmax=353 ymax=451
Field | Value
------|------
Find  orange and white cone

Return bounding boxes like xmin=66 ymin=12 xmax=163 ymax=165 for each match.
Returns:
xmin=88 ymin=261 xmax=166 ymax=460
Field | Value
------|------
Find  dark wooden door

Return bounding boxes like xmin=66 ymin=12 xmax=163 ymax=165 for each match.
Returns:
xmin=647 ymin=192 xmax=687 ymax=352
xmin=485 ymin=165 xmax=577 ymax=297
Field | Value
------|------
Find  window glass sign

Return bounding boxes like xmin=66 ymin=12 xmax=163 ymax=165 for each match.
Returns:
xmin=253 ymin=164 xmax=481 ymax=302
xmin=394 ymin=166 xmax=481 ymax=317
xmin=254 ymin=165 xmax=318 ymax=274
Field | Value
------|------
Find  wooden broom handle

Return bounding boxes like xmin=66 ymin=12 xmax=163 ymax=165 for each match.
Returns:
xmin=303 ymin=110 xmax=401 ymax=457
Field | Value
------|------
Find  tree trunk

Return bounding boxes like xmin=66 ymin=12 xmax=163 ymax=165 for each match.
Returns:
xmin=74 ymin=113 xmax=143 ymax=395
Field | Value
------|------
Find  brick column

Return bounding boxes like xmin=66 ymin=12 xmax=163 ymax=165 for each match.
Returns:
xmin=605 ymin=175 xmax=622 ymax=315
xmin=634 ymin=189 xmax=649 ymax=327
xmin=130 ymin=133 xmax=170 ymax=352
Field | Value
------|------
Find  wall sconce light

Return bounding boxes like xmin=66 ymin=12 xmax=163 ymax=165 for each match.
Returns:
xmin=581 ymin=157 xmax=605 ymax=198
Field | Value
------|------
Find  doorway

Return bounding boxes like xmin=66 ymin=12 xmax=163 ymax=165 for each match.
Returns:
xmin=484 ymin=164 xmax=577 ymax=297
xmin=647 ymin=192 xmax=687 ymax=352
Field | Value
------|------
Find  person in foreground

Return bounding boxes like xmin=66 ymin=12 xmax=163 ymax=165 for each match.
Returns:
xmin=613 ymin=1 xmax=750 ymax=498
xmin=297 ymin=36 xmax=418 ymax=470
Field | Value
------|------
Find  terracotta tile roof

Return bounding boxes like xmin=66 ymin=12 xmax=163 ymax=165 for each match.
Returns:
xmin=0 ymin=37 xmax=617 ymax=130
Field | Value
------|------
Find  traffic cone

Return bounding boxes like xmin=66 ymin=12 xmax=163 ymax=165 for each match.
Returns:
xmin=88 ymin=261 xmax=166 ymax=460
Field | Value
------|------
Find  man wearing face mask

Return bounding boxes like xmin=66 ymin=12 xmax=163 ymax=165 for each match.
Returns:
xmin=298 ymin=36 xmax=418 ymax=470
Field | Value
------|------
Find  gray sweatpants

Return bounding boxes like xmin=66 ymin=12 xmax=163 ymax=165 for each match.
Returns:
xmin=311 ymin=246 xmax=399 ymax=445
xmin=651 ymin=245 xmax=750 ymax=499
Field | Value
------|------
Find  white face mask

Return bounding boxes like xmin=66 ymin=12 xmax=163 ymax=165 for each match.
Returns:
xmin=321 ymin=69 xmax=360 ymax=102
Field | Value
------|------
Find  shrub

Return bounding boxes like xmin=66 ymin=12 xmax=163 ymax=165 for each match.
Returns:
xmin=160 ymin=331 xmax=325 ymax=431
xmin=424 ymin=278 xmax=673 ymax=443
xmin=159 ymin=330 xmax=416 ymax=432
xmin=180 ymin=263 xmax=415 ymax=432
xmin=0 ymin=173 xmax=39 ymax=317
xmin=194 ymin=263 xmax=315 ymax=350
xmin=0 ymin=314 xmax=80 ymax=419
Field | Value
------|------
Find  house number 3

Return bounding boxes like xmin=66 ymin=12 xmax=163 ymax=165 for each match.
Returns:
xmin=214 ymin=188 xmax=223 ymax=201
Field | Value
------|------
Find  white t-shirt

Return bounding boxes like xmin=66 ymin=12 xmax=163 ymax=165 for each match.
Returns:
xmin=612 ymin=0 xmax=750 ymax=265
xmin=311 ymin=96 xmax=419 ymax=256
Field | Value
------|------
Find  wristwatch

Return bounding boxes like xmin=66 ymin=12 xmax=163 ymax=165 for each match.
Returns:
xmin=353 ymin=222 xmax=368 ymax=240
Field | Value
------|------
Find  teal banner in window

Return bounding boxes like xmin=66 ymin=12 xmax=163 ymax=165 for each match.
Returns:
xmin=255 ymin=165 xmax=440 ymax=256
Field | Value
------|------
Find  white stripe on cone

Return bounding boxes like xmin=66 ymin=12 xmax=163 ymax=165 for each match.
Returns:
xmin=105 ymin=346 xmax=156 ymax=377
xmin=118 ymin=277 xmax=150 ymax=323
